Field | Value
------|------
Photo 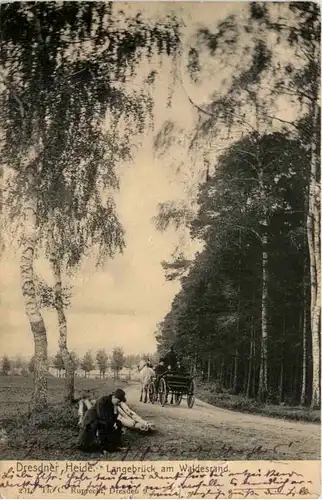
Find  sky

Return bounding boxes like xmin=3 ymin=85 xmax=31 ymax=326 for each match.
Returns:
xmin=1 ymin=2 xmax=297 ymax=361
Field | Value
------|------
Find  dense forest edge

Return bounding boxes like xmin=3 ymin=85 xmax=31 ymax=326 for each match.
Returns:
xmin=155 ymin=3 xmax=321 ymax=417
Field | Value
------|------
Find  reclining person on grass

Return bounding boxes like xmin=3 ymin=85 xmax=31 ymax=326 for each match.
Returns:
xmin=77 ymin=388 xmax=126 ymax=453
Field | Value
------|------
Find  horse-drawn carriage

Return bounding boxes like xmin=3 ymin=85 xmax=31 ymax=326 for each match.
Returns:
xmin=148 ymin=371 xmax=196 ymax=408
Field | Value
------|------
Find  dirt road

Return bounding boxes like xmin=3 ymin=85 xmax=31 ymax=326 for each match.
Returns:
xmin=0 ymin=376 xmax=319 ymax=461
xmin=123 ymin=384 xmax=320 ymax=461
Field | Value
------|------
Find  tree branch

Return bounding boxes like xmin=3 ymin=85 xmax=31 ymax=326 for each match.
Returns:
xmin=262 ymin=111 xmax=301 ymax=131
xmin=213 ymin=219 xmax=263 ymax=242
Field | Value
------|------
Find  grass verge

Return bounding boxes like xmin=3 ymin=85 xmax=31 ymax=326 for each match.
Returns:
xmin=196 ymin=382 xmax=321 ymax=423
xmin=0 ymin=374 xmax=132 ymax=460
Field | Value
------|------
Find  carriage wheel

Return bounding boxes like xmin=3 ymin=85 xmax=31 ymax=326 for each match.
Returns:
xmin=187 ymin=394 xmax=195 ymax=408
xmin=174 ymin=393 xmax=182 ymax=405
xmin=187 ymin=379 xmax=196 ymax=408
xmin=148 ymin=381 xmax=157 ymax=404
xmin=159 ymin=378 xmax=168 ymax=407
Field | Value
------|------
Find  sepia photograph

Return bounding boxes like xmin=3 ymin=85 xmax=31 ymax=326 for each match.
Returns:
xmin=0 ymin=0 xmax=320 ymax=479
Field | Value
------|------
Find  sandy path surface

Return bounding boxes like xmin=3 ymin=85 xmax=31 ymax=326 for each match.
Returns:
xmin=123 ymin=384 xmax=320 ymax=461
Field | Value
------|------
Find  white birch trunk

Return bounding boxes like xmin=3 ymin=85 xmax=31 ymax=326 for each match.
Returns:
xmin=21 ymin=168 xmax=48 ymax=411
xmin=48 ymin=222 xmax=75 ymax=403
xmin=258 ymin=171 xmax=269 ymax=403
xmin=307 ymin=99 xmax=321 ymax=409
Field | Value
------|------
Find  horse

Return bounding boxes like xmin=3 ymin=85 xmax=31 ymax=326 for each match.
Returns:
xmin=137 ymin=360 xmax=155 ymax=403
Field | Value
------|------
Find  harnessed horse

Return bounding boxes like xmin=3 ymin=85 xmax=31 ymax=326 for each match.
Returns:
xmin=137 ymin=360 xmax=155 ymax=403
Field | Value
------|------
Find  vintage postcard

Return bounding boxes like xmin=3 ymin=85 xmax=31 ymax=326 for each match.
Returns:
xmin=0 ymin=0 xmax=320 ymax=498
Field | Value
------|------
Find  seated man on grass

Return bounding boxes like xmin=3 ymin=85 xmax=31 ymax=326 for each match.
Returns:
xmin=77 ymin=388 xmax=126 ymax=453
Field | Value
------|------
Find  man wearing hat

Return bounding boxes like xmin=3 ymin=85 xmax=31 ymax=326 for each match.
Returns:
xmin=163 ymin=345 xmax=178 ymax=372
xmin=77 ymin=388 xmax=126 ymax=453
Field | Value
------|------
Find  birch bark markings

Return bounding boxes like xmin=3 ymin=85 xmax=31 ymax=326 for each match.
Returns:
xmin=21 ymin=166 xmax=48 ymax=411
xmin=47 ymin=223 xmax=75 ymax=404
xmin=307 ymin=96 xmax=321 ymax=409
xmin=257 ymin=166 xmax=269 ymax=403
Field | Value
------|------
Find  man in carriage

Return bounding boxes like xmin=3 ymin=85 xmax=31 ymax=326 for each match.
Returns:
xmin=154 ymin=354 xmax=194 ymax=407
xmin=163 ymin=345 xmax=178 ymax=372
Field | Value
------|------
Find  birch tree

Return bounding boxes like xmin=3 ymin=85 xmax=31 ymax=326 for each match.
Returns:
xmin=96 ymin=349 xmax=108 ymax=379
xmin=0 ymin=2 xmax=181 ymax=410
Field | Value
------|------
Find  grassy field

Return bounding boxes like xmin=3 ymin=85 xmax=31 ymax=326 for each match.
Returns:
xmin=0 ymin=374 xmax=142 ymax=460
xmin=0 ymin=375 xmax=320 ymax=461
xmin=196 ymin=382 xmax=321 ymax=423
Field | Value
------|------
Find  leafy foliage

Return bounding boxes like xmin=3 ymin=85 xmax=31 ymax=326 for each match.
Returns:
xmin=80 ymin=351 xmax=95 ymax=376
xmin=0 ymin=2 xmax=182 ymax=270
xmin=0 ymin=2 xmax=182 ymax=407
xmin=35 ymin=276 xmax=72 ymax=310
xmin=96 ymin=349 xmax=108 ymax=377
xmin=1 ymin=355 xmax=11 ymax=375
xmin=156 ymin=133 xmax=311 ymax=404
xmin=52 ymin=352 xmax=64 ymax=374
xmin=154 ymin=1 xmax=320 ymax=407
xmin=110 ymin=347 xmax=125 ymax=376
xmin=161 ymin=252 xmax=192 ymax=281
xmin=124 ymin=354 xmax=141 ymax=370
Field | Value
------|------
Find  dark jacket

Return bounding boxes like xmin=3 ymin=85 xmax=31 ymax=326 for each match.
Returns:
xmin=77 ymin=395 xmax=121 ymax=452
xmin=155 ymin=364 xmax=167 ymax=376
xmin=96 ymin=395 xmax=118 ymax=426
xmin=164 ymin=350 xmax=177 ymax=369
